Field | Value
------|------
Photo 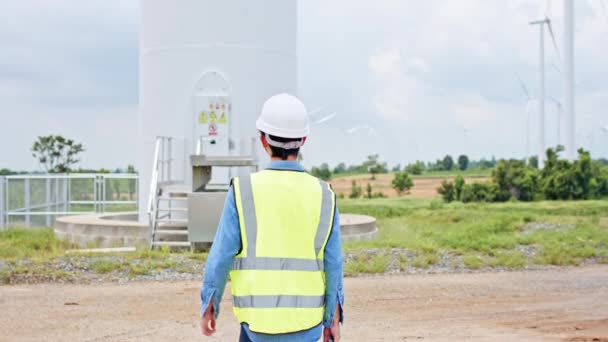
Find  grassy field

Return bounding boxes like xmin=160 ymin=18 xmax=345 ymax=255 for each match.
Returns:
xmin=340 ymin=198 xmax=608 ymax=274
xmin=1 ymin=198 xmax=607 ymax=282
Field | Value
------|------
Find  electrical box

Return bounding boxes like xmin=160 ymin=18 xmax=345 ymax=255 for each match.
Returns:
xmin=195 ymin=94 xmax=231 ymax=185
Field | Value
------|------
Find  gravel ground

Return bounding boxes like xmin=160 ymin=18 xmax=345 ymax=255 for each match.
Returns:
xmin=2 ymin=265 xmax=607 ymax=341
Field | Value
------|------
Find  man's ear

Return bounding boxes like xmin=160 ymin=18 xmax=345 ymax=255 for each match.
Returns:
xmin=260 ymin=134 xmax=269 ymax=148
xmin=301 ymin=137 xmax=307 ymax=147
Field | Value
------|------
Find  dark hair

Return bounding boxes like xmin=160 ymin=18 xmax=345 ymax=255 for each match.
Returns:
xmin=260 ymin=132 xmax=301 ymax=160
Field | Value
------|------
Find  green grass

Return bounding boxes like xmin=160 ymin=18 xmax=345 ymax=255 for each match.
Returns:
xmin=0 ymin=228 xmax=75 ymax=260
xmin=341 ymin=198 xmax=608 ymax=268
xmin=463 ymin=255 xmax=483 ymax=269
xmin=89 ymin=259 xmax=125 ymax=273
xmin=411 ymin=252 xmax=439 ymax=268
xmin=488 ymin=251 xmax=527 ymax=269
xmin=344 ymin=253 xmax=390 ymax=275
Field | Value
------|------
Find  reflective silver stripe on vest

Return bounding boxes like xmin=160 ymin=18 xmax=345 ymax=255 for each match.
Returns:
xmin=314 ymin=180 xmax=334 ymax=256
xmin=233 ymin=257 xmax=324 ymax=271
xmin=233 ymin=295 xmax=324 ymax=309
xmin=238 ymin=176 xmax=257 ymax=257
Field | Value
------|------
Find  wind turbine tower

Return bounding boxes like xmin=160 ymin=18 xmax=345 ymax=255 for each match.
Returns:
xmin=563 ymin=0 xmax=576 ymax=160
xmin=529 ymin=18 xmax=549 ymax=168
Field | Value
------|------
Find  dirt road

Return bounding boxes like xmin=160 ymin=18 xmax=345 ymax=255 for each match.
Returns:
xmin=1 ymin=266 xmax=607 ymax=341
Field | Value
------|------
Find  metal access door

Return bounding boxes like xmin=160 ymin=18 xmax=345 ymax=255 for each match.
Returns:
xmin=194 ymin=94 xmax=231 ymax=185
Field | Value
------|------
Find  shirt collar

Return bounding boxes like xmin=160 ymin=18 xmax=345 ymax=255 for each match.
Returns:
xmin=266 ymin=160 xmax=306 ymax=172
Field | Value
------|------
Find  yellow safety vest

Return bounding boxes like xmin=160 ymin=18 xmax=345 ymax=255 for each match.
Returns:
xmin=229 ymin=169 xmax=336 ymax=334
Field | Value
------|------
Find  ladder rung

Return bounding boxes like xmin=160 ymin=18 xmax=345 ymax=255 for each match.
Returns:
xmin=158 ymin=197 xmax=187 ymax=201
xmin=158 ymin=207 xmax=188 ymax=212
xmin=157 ymin=218 xmax=188 ymax=224
xmin=155 ymin=229 xmax=188 ymax=235
xmin=152 ymin=241 xmax=191 ymax=247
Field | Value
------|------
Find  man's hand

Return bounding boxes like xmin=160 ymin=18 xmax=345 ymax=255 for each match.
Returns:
xmin=323 ymin=323 xmax=340 ymax=342
xmin=323 ymin=305 xmax=341 ymax=341
xmin=200 ymin=300 xmax=216 ymax=336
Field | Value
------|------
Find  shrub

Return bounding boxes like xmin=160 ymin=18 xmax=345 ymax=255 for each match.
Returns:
xmin=460 ymin=182 xmax=499 ymax=203
xmin=493 ymin=159 xmax=539 ymax=201
xmin=349 ymin=180 xmax=362 ymax=199
xmin=366 ymin=183 xmax=373 ymax=199
xmin=437 ymin=180 xmax=455 ymax=202
xmin=454 ymin=175 xmax=465 ymax=200
xmin=392 ymin=172 xmax=414 ymax=196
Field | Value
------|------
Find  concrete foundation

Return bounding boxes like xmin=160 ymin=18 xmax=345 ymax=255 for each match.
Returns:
xmin=340 ymin=214 xmax=378 ymax=241
xmin=55 ymin=212 xmax=377 ymax=248
xmin=55 ymin=213 xmax=148 ymax=248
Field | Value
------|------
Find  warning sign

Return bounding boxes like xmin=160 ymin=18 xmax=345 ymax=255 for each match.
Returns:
xmin=199 ymin=112 xmax=208 ymax=124
xmin=208 ymin=123 xmax=218 ymax=136
xmin=210 ymin=111 xmax=217 ymax=123
xmin=219 ymin=112 xmax=227 ymax=124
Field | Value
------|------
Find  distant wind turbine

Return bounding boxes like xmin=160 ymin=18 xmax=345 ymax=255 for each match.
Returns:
xmin=529 ymin=1 xmax=562 ymax=168
xmin=515 ymin=74 xmax=534 ymax=163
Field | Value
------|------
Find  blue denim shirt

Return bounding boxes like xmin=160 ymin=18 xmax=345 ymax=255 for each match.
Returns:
xmin=200 ymin=161 xmax=344 ymax=341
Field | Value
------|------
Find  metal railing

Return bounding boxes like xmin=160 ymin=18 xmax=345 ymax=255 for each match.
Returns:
xmin=0 ymin=173 xmax=138 ymax=229
xmin=148 ymin=136 xmax=189 ymax=246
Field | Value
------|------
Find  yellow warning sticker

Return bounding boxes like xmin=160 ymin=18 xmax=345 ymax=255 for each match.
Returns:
xmin=210 ymin=111 xmax=217 ymax=123
xmin=199 ymin=112 xmax=208 ymax=124
xmin=219 ymin=112 xmax=227 ymax=124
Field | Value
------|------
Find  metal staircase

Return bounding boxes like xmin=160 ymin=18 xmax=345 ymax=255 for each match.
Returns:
xmin=148 ymin=137 xmax=191 ymax=249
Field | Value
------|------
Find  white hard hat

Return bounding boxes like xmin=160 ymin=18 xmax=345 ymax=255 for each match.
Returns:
xmin=256 ymin=93 xmax=310 ymax=139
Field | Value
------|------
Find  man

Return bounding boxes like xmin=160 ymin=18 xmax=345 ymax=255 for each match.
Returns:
xmin=200 ymin=93 xmax=344 ymax=342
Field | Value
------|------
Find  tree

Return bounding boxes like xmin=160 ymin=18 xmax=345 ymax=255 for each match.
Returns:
xmin=31 ymin=135 xmax=85 ymax=173
xmin=528 ymin=156 xmax=539 ymax=169
xmin=333 ymin=163 xmax=346 ymax=174
xmin=363 ymin=154 xmax=388 ymax=180
xmin=457 ymin=155 xmax=469 ymax=171
xmin=311 ymin=163 xmax=332 ymax=181
xmin=442 ymin=155 xmax=454 ymax=171
xmin=349 ymin=180 xmax=362 ymax=199
xmin=405 ymin=161 xmax=425 ymax=175
xmin=391 ymin=172 xmax=414 ymax=196
xmin=391 ymin=164 xmax=401 ymax=172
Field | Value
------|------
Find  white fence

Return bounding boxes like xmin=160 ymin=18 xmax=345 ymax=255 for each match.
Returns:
xmin=0 ymin=174 xmax=138 ymax=229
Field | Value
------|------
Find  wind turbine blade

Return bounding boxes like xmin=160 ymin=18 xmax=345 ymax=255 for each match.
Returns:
xmin=514 ymin=73 xmax=530 ymax=99
xmin=313 ymin=112 xmax=337 ymax=124
xmin=546 ymin=20 xmax=562 ymax=65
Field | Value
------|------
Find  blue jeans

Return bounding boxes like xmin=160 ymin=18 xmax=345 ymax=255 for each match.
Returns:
xmin=239 ymin=325 xmax=253 ymax=342
xmin=239 ymin=323 xmax=322 ymax=342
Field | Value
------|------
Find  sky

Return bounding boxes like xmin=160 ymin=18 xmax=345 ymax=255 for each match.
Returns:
xmin=1 ymin=0 xmax=607 ymax=171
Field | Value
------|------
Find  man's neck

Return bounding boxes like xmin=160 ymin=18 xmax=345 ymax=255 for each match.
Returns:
xmin=270 ymin=157 xmax=298 ymax=162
